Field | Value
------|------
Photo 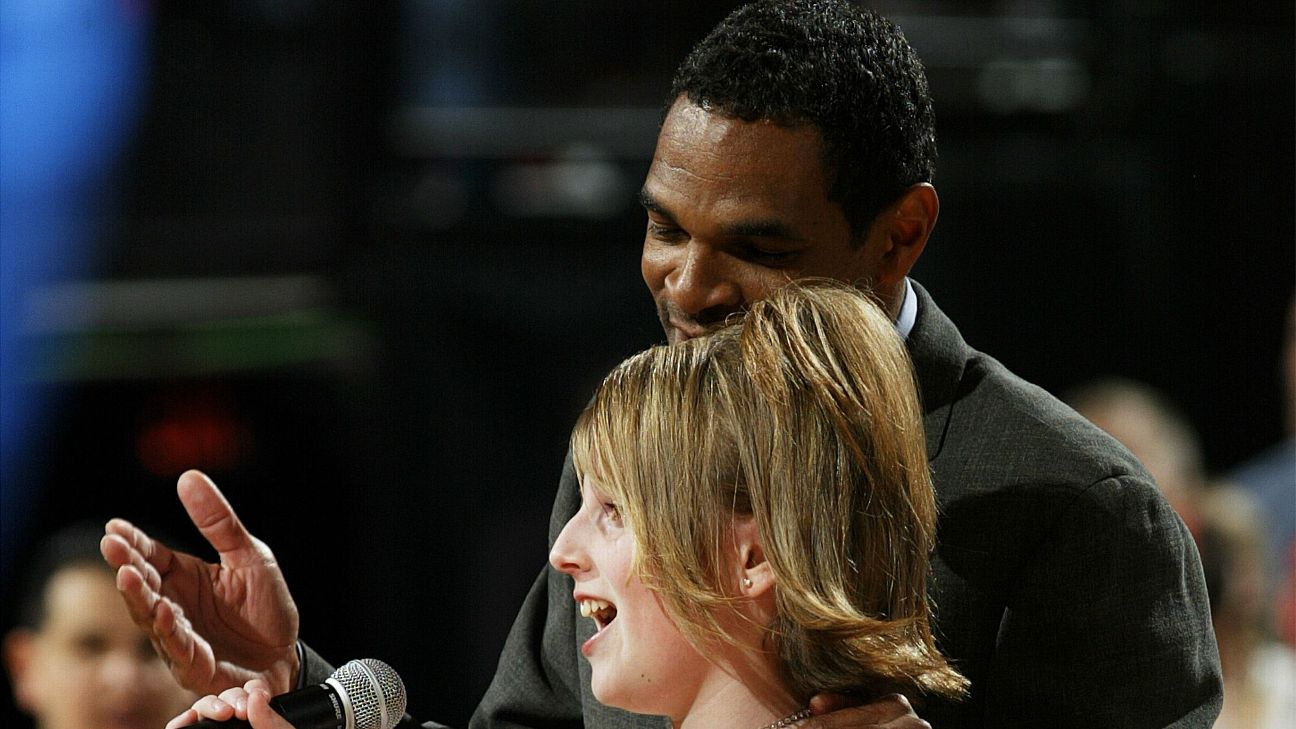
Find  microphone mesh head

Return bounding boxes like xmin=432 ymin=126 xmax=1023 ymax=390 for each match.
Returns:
xmin=361 ymin=658 xmax=407 ymax=726
xmin=332 ymin=659 xmax=408 ymax=729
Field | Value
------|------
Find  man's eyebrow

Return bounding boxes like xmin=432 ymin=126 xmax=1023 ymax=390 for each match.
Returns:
xmin=723 ymin=219 xmax=803 ymax=241
xmin=638 ymin=188 xmax=672 ymax=219
xmin=639 ymin=188 xmax=803 ymax=241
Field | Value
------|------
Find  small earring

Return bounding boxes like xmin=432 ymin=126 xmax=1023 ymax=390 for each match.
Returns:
xmin=742 ymin=577 xmax=753 ymax=589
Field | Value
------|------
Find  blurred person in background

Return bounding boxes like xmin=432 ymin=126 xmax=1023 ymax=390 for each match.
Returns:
xmin=1067 ymin=377 xmax=1208 ymax=536
xmin=1195 ymin=486 xmax=1296 ymax=729
xmin=2 ymin=523 xmax=196 ymax=729
xmin=1069 ymin=375 xmax=1296 ymax=724
xmin=1226 ymin=292 xmax=1296 ymax=646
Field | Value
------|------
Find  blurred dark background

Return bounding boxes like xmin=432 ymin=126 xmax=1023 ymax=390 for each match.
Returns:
xmin=1 ymin=0 xmax=1291 ymax=726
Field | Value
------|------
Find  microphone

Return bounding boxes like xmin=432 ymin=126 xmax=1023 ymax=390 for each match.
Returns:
xmin=190 ymin=658 xmax=406 ymax=729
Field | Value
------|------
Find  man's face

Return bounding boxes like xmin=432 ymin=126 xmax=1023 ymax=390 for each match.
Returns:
xmin=641 ymin=98 xmax=892 ymax=344
xmin=6 ymin=567 xmax=195 ymax=729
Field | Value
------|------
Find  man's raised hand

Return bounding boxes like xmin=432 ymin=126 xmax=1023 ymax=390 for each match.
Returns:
xmin=101 ymin=469 xmax=301 ymax=695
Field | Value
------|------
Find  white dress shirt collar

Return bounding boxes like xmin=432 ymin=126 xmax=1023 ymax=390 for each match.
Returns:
xmin=895 ymin=277 xmax=917 ymax=340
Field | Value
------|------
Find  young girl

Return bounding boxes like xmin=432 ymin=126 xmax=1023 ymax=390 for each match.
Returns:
xmin=166 ymin=283 xmax=964 ymax=729
xmin=550 ymin=282 xmax=966 ymax=728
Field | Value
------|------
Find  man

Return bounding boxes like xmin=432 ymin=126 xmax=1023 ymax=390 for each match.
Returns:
xmin=104 ymin=2 xmax=1222 ymax=727
xmin=4 ymin=524 xmax=196 ymax=729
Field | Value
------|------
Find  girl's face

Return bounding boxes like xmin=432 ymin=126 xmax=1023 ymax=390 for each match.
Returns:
xmin=548 ymin=475 xmax=712 ymax=719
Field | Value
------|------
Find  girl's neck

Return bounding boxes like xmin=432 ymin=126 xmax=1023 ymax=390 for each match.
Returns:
xmin=675 ymin=657 xmax=804 ymax=729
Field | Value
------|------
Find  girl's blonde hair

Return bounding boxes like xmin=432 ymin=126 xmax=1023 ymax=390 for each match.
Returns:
xmin=570 ymin=281 xmax=967 ymax=703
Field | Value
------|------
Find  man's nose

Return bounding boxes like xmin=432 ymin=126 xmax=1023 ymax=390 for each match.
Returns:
xmin=665 ymin=245 xmax=743 ymax=318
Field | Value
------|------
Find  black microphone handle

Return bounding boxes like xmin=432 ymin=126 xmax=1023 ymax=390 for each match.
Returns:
xmin=188 ymin=683 xmax=350 ymax=729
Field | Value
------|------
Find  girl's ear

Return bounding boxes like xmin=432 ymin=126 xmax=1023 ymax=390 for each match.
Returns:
xmin=733 ymin=515 xmax=775 ymax=598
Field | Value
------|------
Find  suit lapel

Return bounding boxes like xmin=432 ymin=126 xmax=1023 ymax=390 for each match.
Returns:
xmin=905 ymin=280 xmax=971 ymax=461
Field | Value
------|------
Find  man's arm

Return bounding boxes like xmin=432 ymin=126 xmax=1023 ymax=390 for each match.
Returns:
xmin=468 ymin=454 xmax=585 ymax=728
xmin=984 ymin=475 xmax=1222 ymax=727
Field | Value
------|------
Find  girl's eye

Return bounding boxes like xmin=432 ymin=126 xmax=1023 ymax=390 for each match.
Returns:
xmin=601 ymin=502 xmax=622 ymax=523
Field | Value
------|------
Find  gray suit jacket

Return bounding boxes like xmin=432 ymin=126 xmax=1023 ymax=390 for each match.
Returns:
xmin=312 ymin=282 xmax=1222 ymax=728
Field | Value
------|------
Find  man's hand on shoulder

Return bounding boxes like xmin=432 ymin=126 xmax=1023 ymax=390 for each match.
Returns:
xmin=803 ymin=693 xmax=930 ymax=729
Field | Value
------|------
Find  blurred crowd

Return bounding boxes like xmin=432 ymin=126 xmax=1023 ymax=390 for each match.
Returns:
xmin=1067 ymin=295 xmax=1296 ymax=729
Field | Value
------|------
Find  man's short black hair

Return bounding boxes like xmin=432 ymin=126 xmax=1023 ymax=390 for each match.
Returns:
xmin=11 ymin=523 xmax=112 ymax=631
xmin=670 ymin=0 xmax=937 ymax=240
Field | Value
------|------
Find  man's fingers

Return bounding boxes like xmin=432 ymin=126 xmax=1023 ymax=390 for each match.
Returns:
xmin=114 ymin=569 xmax=208 ymax=689
xmin=102 ymin=532 xmax=167 ymax=594
xmin=100 ymin=531 xmax=131 ymax=570
xmin=802 ymin=694 xmax=929 ymax=729
xmin=155 ymin=596 xmax=210 ymax=686
xmin=808 ymin=693 xmax=858 ymax=715
xmin=113 ymin=563 xmax=161 ymax=627
xmin=177 ymin=470 xmax=260 ymax=565
xmin=103 ymin=519 xmax=176 ymax=579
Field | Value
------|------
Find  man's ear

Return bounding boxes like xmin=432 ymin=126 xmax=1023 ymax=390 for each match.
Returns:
xmin=3 ymin=629 xmax=42 ymax=713
xmin=869 ymin=183 xmax=939 ymax=289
